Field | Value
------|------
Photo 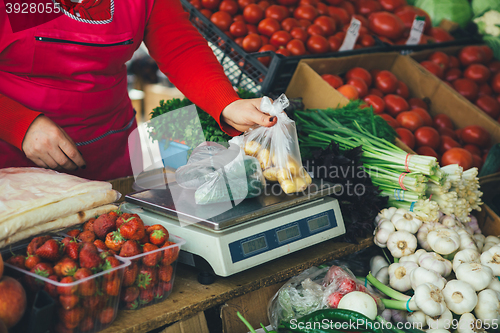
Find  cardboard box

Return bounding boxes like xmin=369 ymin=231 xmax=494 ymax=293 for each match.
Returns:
xmin=286 ymin=53 xmax=500 ymax=146
xmin=161 ymin=312 xmax=210 ymax=333
xmin=476 ymin=172 xmax=500 ymax=236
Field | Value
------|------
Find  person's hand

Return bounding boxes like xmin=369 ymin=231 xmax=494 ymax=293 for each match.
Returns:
xmin=221 ymin=98 xmax=277 ymax=132
xmin=22 ymin=115 xmax=86 ymax=170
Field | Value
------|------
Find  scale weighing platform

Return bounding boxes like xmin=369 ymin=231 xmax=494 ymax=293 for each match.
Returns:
xmin=123 ymin=179 xmax=345 ymax=277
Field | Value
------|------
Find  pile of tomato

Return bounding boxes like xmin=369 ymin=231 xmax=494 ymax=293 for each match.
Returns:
xmin=418 ymin=45 xmax=500 ymax=124
xmin=321 ymin=67 xmax=492 ymax=170
xmin=190 ymin=0 xmax=455 ymax=62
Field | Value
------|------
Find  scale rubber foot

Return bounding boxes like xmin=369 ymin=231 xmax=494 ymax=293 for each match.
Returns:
xmin=198 ymin=271 xmax=216 ymax=285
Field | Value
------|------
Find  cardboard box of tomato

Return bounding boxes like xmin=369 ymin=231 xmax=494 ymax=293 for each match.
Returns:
xmin=285 ymin=52 xmax=500 ymax=171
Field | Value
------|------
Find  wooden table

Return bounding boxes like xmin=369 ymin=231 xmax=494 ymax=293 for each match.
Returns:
xmin=101 ymin=236 xmax=374 ymax=333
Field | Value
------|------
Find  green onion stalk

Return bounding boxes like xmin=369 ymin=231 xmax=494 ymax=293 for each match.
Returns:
xmin=387 ymin=199 xmax=439 ymax=222
xmin=365 ymin=168 xmax=428 ymax=194
xmin=380 ymin=188 xmax=423 ymax=202
xmin=366 ymin=273 xmax=419 ymax=311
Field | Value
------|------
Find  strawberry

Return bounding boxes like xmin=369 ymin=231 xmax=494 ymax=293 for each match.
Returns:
xmin=116 ymin=213 xmax=138 ymax=230
xmin=25 ymin=254 xmax=42 ymax=270
xmin=99 ymin=307 xmax=116 ymax=325
xmin=6 ymin=254 xmax=25 ymax=269
xmin=142 ymin=243 xmax=161 ymax=267
xmin=108 ymin=210 xmax=120 ymax=219
xmin=81 ymin=295 xmax=100 ymax=313
xmin=105 ymin=231 xmax=125 ymax=252
xmin=74 ymin=268 xmax=96 ymax=296
xmin=32 ymin=262 xmax=55 ymax=277
xmin=158 ymin=265 xmax=173 ymax=282
xmin=120 ymin=286 xmax=140 ymax=303
xmin=122 ymin=262 xmax=139 ymax=287
xmin=139 ymin=232 xmax=150 ymax=245
xmin=160 ymin=241 xmax=179 ymax=266
xmin=58 ymin=307 xmax=84 ymax=329
xmin=61 ymin=237 xmax=72 ymax=248
xmin=93 ymin=213 xmax=117 ymax=240
xmin=59 ymin=259 xmax=78 ymax=277
xmin=44 ymin=275 xmax=60 ymax=298
xmin=66 ymin=229 xmax=81 ymax=238
xmin=104 ymin=256 xmax=121 ymax=269
xmin=54 ymin=322 xmax=74 ymax=333
xmin=136 ymin=266 xmax=157 ymax=290
xmin=119 ymin=240 xmax=141 ymax=258
xmin=82 ymin=218 xmax=96 ymax=233
xmin=146 ymin=225 xmax=169 ymax=246
xmin=79 ymin=244 xmax=104 ymax=269
xmin=77 ymin=230 xmax=96 ymax=243
xmin=154 ymin=286 xmax=164 ymax=300
xmin=124 ymin=300 xmax=139 ymax=310
xmin=160 ymin=281 xmax=173 ymax=293
xmin=59 ymin=295 xmax=79 ymax=310
xmin=93 ymin=239 xmax=108 ymax=252
xmin=119 ymin=216 xmax=146 ymax=241
xmin=139 ymin=288 xmax=154 ymax=305
xmin=57 ymin=276 xmax=78 ymax=295
xmin=27 ymin=235 xmax=51 ymax=255
xmin=79 ymin=316 xmax=94 ymax=332
xmin=104 ymin=277 xmax=120 ymax=296
xmin=36 ymin=239 xmax=62 ymax=261
xmin=65 ymin=241 xmax=80 ymax=261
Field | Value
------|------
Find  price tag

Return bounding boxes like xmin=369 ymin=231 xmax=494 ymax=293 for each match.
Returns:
xmin=406 ymin=16 xmax=426 ymax=45
xmin=339 ymin=17 xmax=361 ymax=51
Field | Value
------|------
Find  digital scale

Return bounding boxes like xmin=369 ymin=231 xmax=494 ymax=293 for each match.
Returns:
xmin=122 ymin=179 xmax=346 ymax=277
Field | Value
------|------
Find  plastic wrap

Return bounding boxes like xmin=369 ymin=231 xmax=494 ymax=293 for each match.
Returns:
xmin=238 ymin=95 xmax=311 ymax=194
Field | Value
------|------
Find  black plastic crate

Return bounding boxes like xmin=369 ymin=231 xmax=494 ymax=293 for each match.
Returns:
xmin=181 ymin=0 xmax=389 ymax=96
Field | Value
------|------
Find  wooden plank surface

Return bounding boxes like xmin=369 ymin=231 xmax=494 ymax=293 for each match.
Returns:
xmin=100 ymin=236 xmax=373 ymax=333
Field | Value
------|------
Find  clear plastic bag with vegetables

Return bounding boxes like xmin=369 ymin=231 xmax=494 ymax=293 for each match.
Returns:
xmin=238 ymin=94 xmax=311 ymax=194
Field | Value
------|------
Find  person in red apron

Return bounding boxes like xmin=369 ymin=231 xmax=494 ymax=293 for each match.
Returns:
xmin=0 ymin=0 xmax=276 ymax=180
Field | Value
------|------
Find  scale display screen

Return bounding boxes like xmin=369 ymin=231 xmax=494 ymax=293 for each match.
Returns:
xmin=241 ymin=236 xmax=267 ymax=255
xmin=276 ymin=224 xmax=300 ymax=243
xmin=308 ymin=215 xmax=330 ymax=232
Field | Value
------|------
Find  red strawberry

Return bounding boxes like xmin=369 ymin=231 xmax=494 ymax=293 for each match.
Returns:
xmin=105 ymin=231 xmax=125 ymax=252
xmin=108 ymin=210 xmax=120 ymax=219
xmin=122 ymin=262 xmax=139 ymax=287
xmin=65 ymin=241 xmax=80 ymax=261
xmin=160 ymin=241 xmax=179 ymax=266
xmin=82 ymin=218 xmax=96 ymax=233
xmin=60 ymin=295 xmax=79 ymax=310
xmin=116 ymin=213 xmax=138 ymax=230
xmin=147 ymin=225 xmax=169 ymax=246
xmin=74 ymin=268 xmax=96 ymax=296
xmin=57 ymin=276 xmax=78 ymax=295
xmin=142 ymin=243 xmax=161 ymax=267
xmin=58 ymin=307 xmax=84 ymax=329
xmin=137 ymin=266 xmax=157 ymax=290
xmin=81 ymin=295 xmax=100 ymax=312
xmin=27 ymin=235 xmax=51 ymax=255
xmin=36 ymin=239 xmax=62 ymax=261
xmin=6 ymin=254 xmax=26 ymax=269
xmin=25 ymin=254 xmax=42 ymax=270
xmin=118 ymin=240 xmax=141 ymax=258
xmin=93 ymin=239 xmax=108 ymax=252
xmin=104 ymin=256 xmax=121 ymax=269
xmin=99 ymin=307 xmax=115 ymax=325
xmin=160 ymin=281 xmax=173 ymax=293
xmin=59 ymin=259 xmax=78 ymax=277
xmin=124 ymin=300 xmax=139 ymax=310
xmin=61 ymin=237 xmax=72 ymax=248
xmin=119 ymin=216 xmax=146 ymax=241
xmin=66 ymin=229 xmax=81 ymax=238
xmin=79 ymin=244 xmax=104 ymax=269
xmin=77 ymin=231 xmax=96 ymax=243
xmin=158 ymin=265 xmax=173 ymax=282
xmin=32 ymin=262 xmax=55 ymax=277
xmin=93 ymin=213 xmax=117 ymax=240
xmin=139 ymin=232 xmax=150 ymax=245
xmin=120 ymin=286 xmax=140 ymax=303
xmin=79 ymin=316 xmax=94 ymax=332
xmin=54 ymin=322 xmax=74 ymax=333
xmin=44 ymin=275 xmax=60 ymax=298
xmin=139 ymin=288 xmax=154 ymax=305
xmin=104 ymin=277 xmax=120 ymax=296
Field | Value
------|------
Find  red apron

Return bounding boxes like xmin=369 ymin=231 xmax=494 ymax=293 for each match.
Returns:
xmin=0 ymin=0 xmax=154 ymax=180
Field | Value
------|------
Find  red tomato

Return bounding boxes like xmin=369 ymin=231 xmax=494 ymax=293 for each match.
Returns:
xmin=478 ymin=83 xmax=493 ymax=97
xmin=408 ymin=97 xmax=428 ymax=111
xmin=265 ymin=5 xmax=289 ymax=22
xmin=395 ymin=5 xmax=432 ymax=33
xmin=396 ymin=81 xmax=409 ymax=99
xmin=298 ymin=19 xmax=312 ymax=29
xmin=200 ymin=9 xmax=213 ymax=17
xmin=368 ymin=88 xmax=384 ymax=98
xmin=230 ymin=21 xmax=249 ymax=37
xmin=428 ymin=27 xmax=454 ymax=42
xmin=328 ymin=35 xmax=342 ymax=51
xmin=324 ymin=0 xmax=342 ymax=4
xmin=461 ymin=125 xmax=491 ymax=148
xmin=247 ymin=23 xmax=258 ymax=34
xmin=353 ymin=14 xmax=370 ymax=28
xmin=238 ymin=0 xmax=255 ymax=9
xmin=314 ymin=16 xmax=337 ymax=36
xmin=328 ymin=7 xmax=350 ymax=27
xmin=337 ymin=84 xmax=359 ymax=100
xmin=202 ymin=0 xmax=221 ymax=10
xmin=488 ymin=61 xmax=500 ymax=74
xmin=233 ymin=14 xmax=245 ymax=21
xmin=463 ymin=144 xmax=482 ymax=157
xmin=261 ymin=35 xmax=269 ymax=45
xmin=219 ymin=0 xmax=238 ymax=14
xmin=243 ymin=4 xmax=264 ymax=24
xmin=257 ymin=0 xmax=270 ymax=9
xmin=420 ymin=61 xmax=444 ymax=79
xmin=286 ymin=39 xmax=306 ymax=56
xmin=438 ymin=127 xmax=458 ymax=141
xmin=379 ymin=114 xmax=401 ymax=129
xmin=290 ymin=27 xmax=309 ymax=42
xmin=322 ymin=74 xmax=343 ymax=88
xmin=480 ymin=45 xmax=494 ymax=63
xmin=340 ymin=1 xmax=355 ymax=16
xmin=463 ymin=64 xmax=491 ymax=85
xmin=432 ymin=114 xmax=454 ymax=131
xmin=258 ymin=18 xmax=281 ymax=36
xmin=472 ymin=154 xmax=483 ymax=170
xmin=359 ymin=34 xmax=376 ymax=47
xmin=444 ymin=68 xmax=462 ymax=82
xmin=441 ymin=148 xmax=473 ymax=170
xmin=375 ymin=70 xmax=398 ymax=94
xmin=191 ymin=0 xmax=202 ymax=10
xmin=306 ymin=35 xmax=329 ymax=54
xmin=453 ymin=78 xmax=479 ymax=102
xmin=411 ymin=108 xmax=432 ymax=127
xmin=416 ymin=146 xmax=438 ymax=159
xmin=242 ymin=33 xmax=263 ymax=52
xmin=211 ymin=11 xmax=233 ymax=31
xmin=370 ymin=69 xmax=381 ymax=78
xmin=385 ymin=94 xmax=409 ymax=117
xmin=439 ymin=135 xmax=461 ymax=154
xmin=356 ymin=0 xmax=382 ymax=16
xmin=275 ymin=48 xmax=291 ymax=56
xmin=492 ymin=72 xmax=500 ymax=94
xmin=234 ymin=36 xmax=244 ymax=47
xmin=396 ymin=111 xmax=424 ymax=132
xmin=281 ymin=18 xmax=300 ymax=32
xmin=270 ymin=30 xmax=292 ymax=47
xmin=333 ymin=31 xmax=345 ymax=41
xmin=364 ymin=95 xmax=385 ymax=114
xmin=475 ymin=95 xmax=500 ymax=119
xmin=368 ymin=12 xmax=404 ymax=41
xmin=346 ymin=67 xmax=372 ymax=87
xmin=347 ymin=77 xmax=369 ymax=98
xmin=379 ymin=0 xmax=406 ymax=12
xmin=428 ymin=51 xmax=449 ymax=72
xmin=307 ymin=24 xmax=326 ymax=36
xmin=294 ymin=5 xmax=319 ymax=21
xmin=299 ymin=0 xmax=318 ymax=6
xmin=396 ymin=128 xmax=415 ymax=150
xmin=276 ymin=0 xmax=298 ymax=5
xmin=415 ymin=126 xmax=441 ymax=150
xmin=257 ymin=44 xmax=276 ymax=66
xmin=459 ymin=46 xmax=486 ymax=67
xmin=448 ymin=56 xmax=460 ymax=69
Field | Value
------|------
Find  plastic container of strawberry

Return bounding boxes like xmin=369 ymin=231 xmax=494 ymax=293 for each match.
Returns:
xmin=1 ymin=236 xmax=131 ymax=333
xmin=114 ymin=235 xmax=186 ymax=310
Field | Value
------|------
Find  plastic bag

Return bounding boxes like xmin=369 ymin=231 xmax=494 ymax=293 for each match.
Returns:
xmin=239 ymin=94 xmax=311 ymax=194
xmin=267 ymin=265 xmax=384 ymax=329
